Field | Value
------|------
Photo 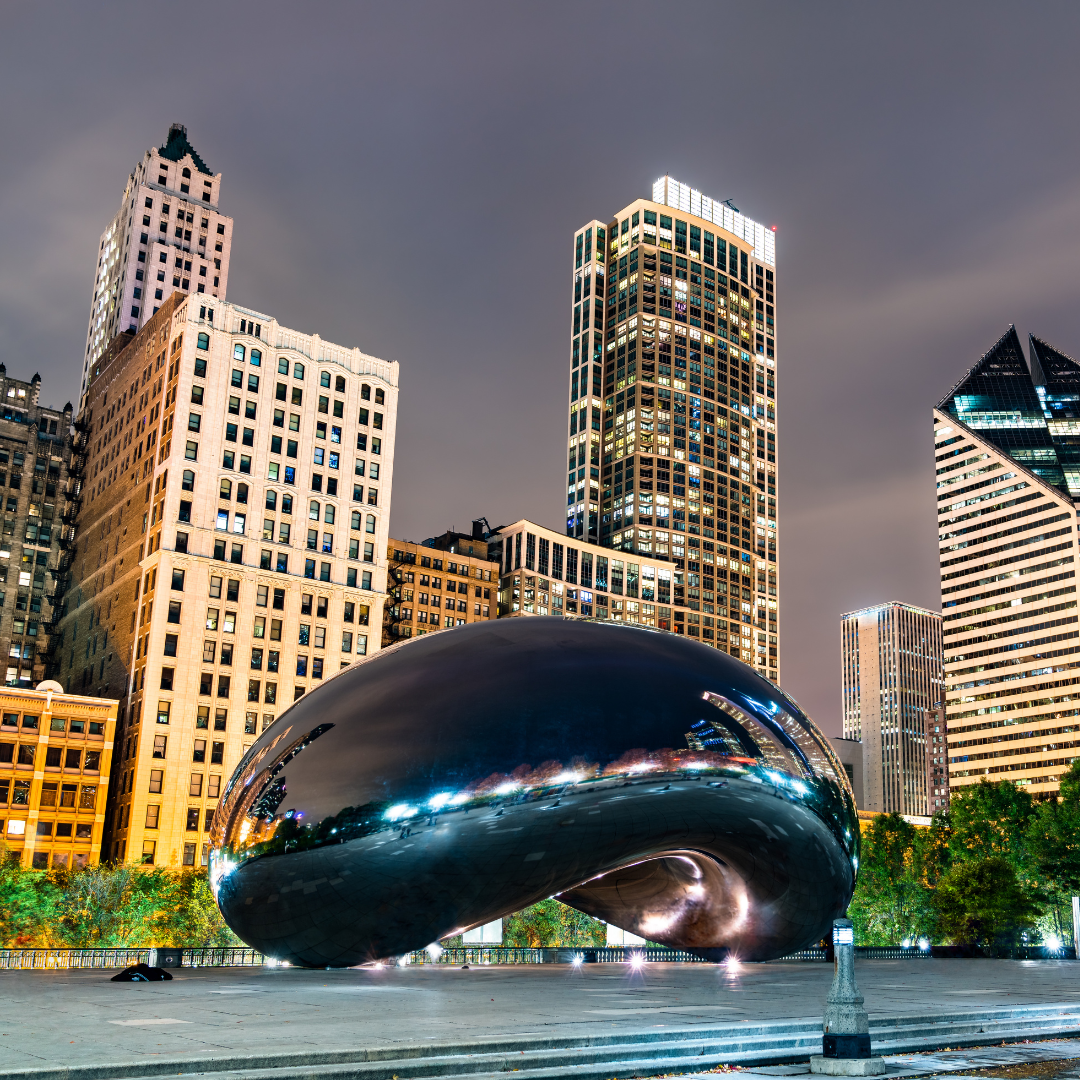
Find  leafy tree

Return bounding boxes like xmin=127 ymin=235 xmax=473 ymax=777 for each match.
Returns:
xmin=914 ymin=809 xmax=952 ymax=887
xmin=503 ymin=899 xmax=606 ymax=947
xmin=847 ymin=813 xmax=932 ymax=944
xmin=948 ymin=779 xmax=1034 ymax=871
xmin=933 ymin=855 xmax=1042 ymax=951
xmin=0 ymin=845 xmax=61 ymax=946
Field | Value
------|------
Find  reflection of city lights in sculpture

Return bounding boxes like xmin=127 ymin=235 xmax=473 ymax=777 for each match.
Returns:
xmin=210 ymin=619 xmax=859 ymax=967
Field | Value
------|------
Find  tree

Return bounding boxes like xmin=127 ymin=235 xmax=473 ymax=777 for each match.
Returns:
xmin=948 ymin=780 xmax=1034 ymax=872
xmin=933 ymin=856 xmax=1042 ymax=952
xmin=503 ymin=900 xmax=606 ymax=947
xmin=0 ymin=845 xmax=60 ymax=946
xmin=847 ymin=813 xmax=932 ymax=944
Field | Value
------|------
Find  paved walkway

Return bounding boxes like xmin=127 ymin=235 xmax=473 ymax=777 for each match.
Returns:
xmin=0 ymin=959 xmax=1078 ymax=1075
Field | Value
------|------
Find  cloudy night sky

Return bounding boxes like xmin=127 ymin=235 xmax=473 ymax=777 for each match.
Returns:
xmin=3 ymin=2 xmax=1080 ymax=734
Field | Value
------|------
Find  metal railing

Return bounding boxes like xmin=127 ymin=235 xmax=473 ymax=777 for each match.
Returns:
xmin=0 ymin=947 xmax=265 ymax=970
xmin=0 ymin=948 xmax=152 ymax=970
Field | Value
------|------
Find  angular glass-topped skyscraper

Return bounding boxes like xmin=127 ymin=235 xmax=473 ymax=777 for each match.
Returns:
xmin=935 ymin=326 xmax=1080 ymax=799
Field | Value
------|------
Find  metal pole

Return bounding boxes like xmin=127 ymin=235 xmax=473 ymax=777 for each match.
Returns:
xmin=1071 ymin=897 xmax=1079 ymax=958
xmin=810 ymin=919 xmax=884 ymax=1076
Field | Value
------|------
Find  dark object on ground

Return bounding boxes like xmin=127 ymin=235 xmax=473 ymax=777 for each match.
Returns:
xmin=213 ymin=618 xmax=858 ymax=967
xmin=110 ymin=963 xmax=173 ymax=982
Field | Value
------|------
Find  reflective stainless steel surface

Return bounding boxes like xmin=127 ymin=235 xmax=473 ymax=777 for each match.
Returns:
xmin=210 ymin=618 xmax=858 ymax=967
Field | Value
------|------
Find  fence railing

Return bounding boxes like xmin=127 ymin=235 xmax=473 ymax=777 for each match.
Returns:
xmin=0 ymin=943 xmax=1073 ymax=970
xmin=0 ymin=947 xmax=265 ymax=970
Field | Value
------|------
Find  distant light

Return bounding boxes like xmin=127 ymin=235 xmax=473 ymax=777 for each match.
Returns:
xmin=495 ymin=781 xmax=520 ymax=795
xmin=428 ymin=793 xmax=453 ymax=809
xmin=449 ymin=793 xmax=471 ymax=805
xmin=918 ymin=938 xmax=930 ymax=951
xmin=725 ymin=957 xmax=741 ymax=972
xmin=627 ymin=762 xmax=655 ymax=774
xmin=372 ymin=962 xmax=384 ymax=969
xmin=1047 ymin=934 xmax=1062 ymax=951
xmin=553 ymin=771 xmax=581 ymax=785
xmin=629 ymin=953 xmax=645 ymax=969
xmin=682 ymin=761 xmax=708 ymax=771
xmin=571 ymin=954 xmax=584 ymax=966
xmin=385 ymin=804 xmax=418 ymax=822
xmin=426 ymin=943 xmax=444 ymax=959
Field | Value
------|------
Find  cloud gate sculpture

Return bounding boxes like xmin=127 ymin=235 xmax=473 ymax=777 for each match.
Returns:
xmin=210 ymin=618 xmax=858 ymax=967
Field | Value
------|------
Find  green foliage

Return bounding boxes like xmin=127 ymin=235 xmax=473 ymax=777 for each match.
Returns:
xmin=848 ymin=778 xmax=1069 ymax=948
xmin=933 ymin=856 xmax=1042 ymax=950
xmin=847 ymin=813 xmax=932 ymax=944
xmin=949 ymin=779 xmax=1034 ymax=870
xmin=0 ymin=853 xmax=240 ymax=949
xmin=502 ymin=899 xmax=607 ymax=947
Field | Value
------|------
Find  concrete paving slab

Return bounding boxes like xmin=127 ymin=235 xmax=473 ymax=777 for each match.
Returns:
xmin=0 ymin=960 xmax=1078 ymax=1077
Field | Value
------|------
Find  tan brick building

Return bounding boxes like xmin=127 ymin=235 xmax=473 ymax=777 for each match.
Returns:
xmin=0 ymin=682 xmax=117 ymax=868
xmin=57 ymin=293 xmax=398 ymax=866
xmin=383 ymin=531 xmax=500 ymax=644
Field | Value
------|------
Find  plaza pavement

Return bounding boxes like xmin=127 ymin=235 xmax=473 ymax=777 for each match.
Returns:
xmin=1 ymin=959 xmax=1080 ymax=1078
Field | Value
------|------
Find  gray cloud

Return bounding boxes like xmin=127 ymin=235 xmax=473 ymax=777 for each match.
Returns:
xmin=2 ymin=1 xmax=1079 ymax=732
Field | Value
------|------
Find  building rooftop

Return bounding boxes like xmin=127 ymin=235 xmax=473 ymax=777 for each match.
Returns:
xmin=651 ymin=175 xmax=776 ymax=267
xmin=157 ymin=123 xmax=212 ymax=176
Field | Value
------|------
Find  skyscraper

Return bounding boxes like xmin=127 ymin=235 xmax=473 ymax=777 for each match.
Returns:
xmin=82 ymin=125 xmax=233 ymax=399
xmin=936 ymin=326 xmax=1080 ymax=798
xmin=566 ymin=177 xmax=778 ymax=678
xmin=58 ymin=294 xmax=397 ymax=866
xmin=0 ymin=371 xmax=75 ymax=688
xmin=840 ymin=602 xmax=942 ymax=816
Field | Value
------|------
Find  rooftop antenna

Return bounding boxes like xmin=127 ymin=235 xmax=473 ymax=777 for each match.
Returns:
xmin=723 ymin=198 xmax=739 ymax=213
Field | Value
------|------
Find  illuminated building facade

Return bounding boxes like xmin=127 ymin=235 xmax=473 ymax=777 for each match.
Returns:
xmin=566 ymin=176 xmax=778 ymax=681
xmin=0 ymin=371 xmax=75 ymax=688
xmin=840 ymin=602 xmax=942 ymax=816
xmin=82 ymin=125 xmax=233 ymax=399
xmin=936 ymin=326 xmax=1080 ymax=797
xmin=56 ymin=293 xmax=397 ymax=866
xmin=382 ymin=532 xmax=500 ymax=645
xmin=494 ymin=518 xmax=773 ymax=664
xmin=0 ymin=682 xmax=117 ymax=868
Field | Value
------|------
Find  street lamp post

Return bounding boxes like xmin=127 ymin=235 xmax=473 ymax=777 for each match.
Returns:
xmin=810 ymin=919 xmax=885 ymax=1076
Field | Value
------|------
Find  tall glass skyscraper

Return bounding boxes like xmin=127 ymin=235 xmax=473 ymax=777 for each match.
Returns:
xmin=565 ymin=178 xmax=778 ymax=678
xmin=936 ymin=326 xmax=1080 ymax=798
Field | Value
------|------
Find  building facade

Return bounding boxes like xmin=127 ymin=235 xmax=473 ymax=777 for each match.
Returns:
xmin=840 ymin=602 xmax=942 ymax=816
xmin=82 ymin=125 xmax=233 ymax=399
xmin=494 ymin=518 xmax=773 ymax=663
xmin=927 ymin=702 xmax=948 ymax=812
xmin=567 ymin=176 xmax=778 ymax=681
xmin=0 ymin=682 xmax=117 ymax=868
xmin=0 ymin=371 xmax=77 ymax=690
xmin=56 ymin=293 xmax=397 ymax=866
xmin=383 ymin=533 xmax=500 ymax=645
xmin=936 ymin=326 xmax=1080 ymax=798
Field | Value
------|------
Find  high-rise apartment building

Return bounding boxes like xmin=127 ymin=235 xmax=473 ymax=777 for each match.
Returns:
xmin=383 ymin=533 xmax=500 ymax=645
xmin=83 ymin=125 xmax=233 ymax=398
xmin=0 ymin=371 xmax=76 ymax=689
xmin=57 ymin=293 xmax=397 ymax=866
xmin=936 ymin=326 xmax=1080 ymax=798
xmin=0 ymin=682 xmax=117 ymax=868
xmin=567 ymin=177 xmax=778 ymax=679
xmin=840 ymin=602 xmax=942 ymax=815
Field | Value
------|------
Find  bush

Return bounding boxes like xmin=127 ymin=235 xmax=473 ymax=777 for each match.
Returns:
xmin=0 ymin=847 xmax=240 ymax=949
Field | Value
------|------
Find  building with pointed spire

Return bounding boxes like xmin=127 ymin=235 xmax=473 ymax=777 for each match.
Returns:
xmin=82 ymin=125 xmax=233 ymax=400
xmin=935 ymin=326 xmax=1080 ymax=798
